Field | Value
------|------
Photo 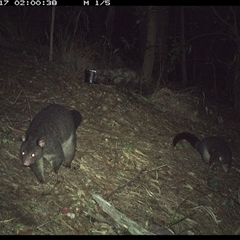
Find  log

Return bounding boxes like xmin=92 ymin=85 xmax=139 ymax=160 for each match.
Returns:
xmin=92 ymin=194 xmax=155 ymax=235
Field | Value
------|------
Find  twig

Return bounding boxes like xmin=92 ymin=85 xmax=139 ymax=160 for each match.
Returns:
xmin=0 ymin=218 xmax=15 ymax=223
xmin=0 ymin=90 xmax=23 ymax=113
xmin=106 ymin=168 xmax=146 ymax=200
xmin=106 ymin=164 xmax=167 ymax=200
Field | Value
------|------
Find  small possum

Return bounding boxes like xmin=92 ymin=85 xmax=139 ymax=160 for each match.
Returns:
xmin=173 ymin=132 xmax=232 ymax=172
xmin=20 ymin=104 xmax=82 ymax=183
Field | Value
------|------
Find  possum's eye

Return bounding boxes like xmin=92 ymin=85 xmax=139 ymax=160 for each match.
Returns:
xmin=219 ymin=156 xmax=223 ymax=161
xmin=22 ymin=151 xmax=25 ymax=156
xmin=31 ymin=153 xmax=36 ymax=158
xmin=210 ymin=162 xmax=216 ymax=169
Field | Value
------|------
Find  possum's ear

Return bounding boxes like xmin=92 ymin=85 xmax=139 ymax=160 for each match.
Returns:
xmin=38 ymin=137 xmax=45 ymax=147
xmin=21 ymin=135 xmax=26 ymax=142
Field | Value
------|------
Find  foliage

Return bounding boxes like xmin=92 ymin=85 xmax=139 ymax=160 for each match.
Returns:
xmin=167 ymin=36 xmax=192 ymax=73
xmin=120 ymin=36 xmax=139 ymax=54
xmin=0 ymin=7 xmax=49 ymax=43
xmin=54 ymin=7 xmax=89 ymax=51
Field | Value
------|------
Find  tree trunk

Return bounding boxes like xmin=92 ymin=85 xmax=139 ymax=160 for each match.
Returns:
xmin=234 ymin=50 xmax=240 ymax=121
xmin=210 ymin=6 xmax=240 ymax=120
xmin=181 ymin=6 xmax=187 ymax=86
xmin=142 ymin=6 xmax=157 ymax=82
xmin=103 ymin=6 xmax=115 ymax=66
xmin=49 ymin=6 xmax=55 ymax=62
xmin=156 ymin=6 xmax=169 ymax=86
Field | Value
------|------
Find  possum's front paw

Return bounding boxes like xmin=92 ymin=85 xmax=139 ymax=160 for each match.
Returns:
xmin=63 ymin=162 xmax=72 ymax=168
xmin=49 ymin=171 xmax=58 ymax=181
xmin=63 ymin=166 xmax=72 ymax=171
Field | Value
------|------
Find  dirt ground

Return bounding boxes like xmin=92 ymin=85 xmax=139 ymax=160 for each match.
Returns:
xmin=0 ymin=46 xmax=240 ymax=235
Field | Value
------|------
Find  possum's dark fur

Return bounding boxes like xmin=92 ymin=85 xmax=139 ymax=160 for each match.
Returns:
xmin=173 ymin=132 xmax=232 ymax=173
xmin=20 ymin=104 xmax=82 ymax=183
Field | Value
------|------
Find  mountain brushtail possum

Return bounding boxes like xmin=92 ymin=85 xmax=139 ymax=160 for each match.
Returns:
xmin=20 ymin=104 xmax=82 ymax=183
xmin=173 ymin=132 xmax=232 ymax=173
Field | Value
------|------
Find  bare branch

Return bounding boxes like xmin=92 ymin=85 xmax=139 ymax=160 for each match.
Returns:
xmin=210 ymin=6 xmax=237 ymax=39
xmin=229 ymin=6 xmax=240 ymax=39
xmin=92 ymin=194 xmax=156 ymax=235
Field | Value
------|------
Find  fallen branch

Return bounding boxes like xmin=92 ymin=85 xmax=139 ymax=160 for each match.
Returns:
xmin=92 ymin=193 xmax=155 ymax=235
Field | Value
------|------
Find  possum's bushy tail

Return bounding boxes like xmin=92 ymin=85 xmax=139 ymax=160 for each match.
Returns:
xmin=173 ymin=132 xmax=201 ymax=150
xmin=71 ymin=110 xmax=82 ymax=129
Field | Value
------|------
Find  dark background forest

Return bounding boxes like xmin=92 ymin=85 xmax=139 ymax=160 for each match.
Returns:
xmin=0 ymin=6 xmax=239 ymax=119
xmin=1 ymin=5 xmax=240 ymax=235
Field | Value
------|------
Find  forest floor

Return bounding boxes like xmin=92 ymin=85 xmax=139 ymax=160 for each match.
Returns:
xmin=0 ymin=46 xmax=240 ymax=235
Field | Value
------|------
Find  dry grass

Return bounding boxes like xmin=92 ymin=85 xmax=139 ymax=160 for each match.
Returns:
xmin=0 ymin=47 xmax=240 ymax=235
